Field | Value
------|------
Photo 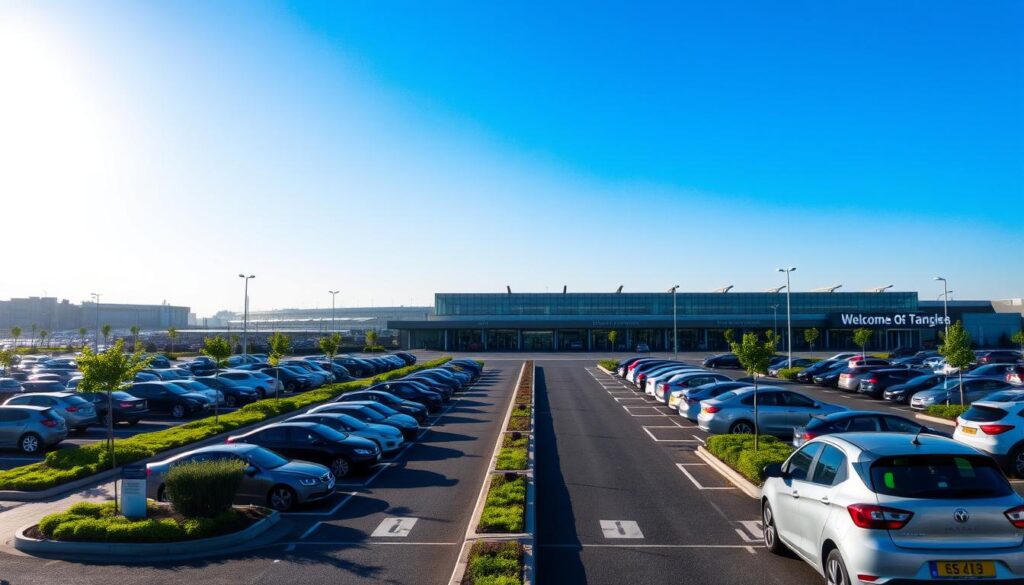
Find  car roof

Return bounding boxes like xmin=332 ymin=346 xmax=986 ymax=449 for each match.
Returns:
xmin=824 ymin=432 xmax=980 ymax=458
xmin=0 ymin=404 xmax=49 ymax=412
xmin=10 ymin=391 xmax=75 ymax=398
xmin=969 ymin=400 xmax=1024 ymax=410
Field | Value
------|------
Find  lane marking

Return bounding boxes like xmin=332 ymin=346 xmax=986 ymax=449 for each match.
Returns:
xmin=734 ymin=521 xmax=763 ymax=543
xmin=285 ymin=541 xmax=457 ymax=547
xmin=371 ymin=517 xmax=419 ymax=537
xmin=600 ymin=520 xmax=644 ymax=539
xmin=539 ymin=543 xmax=762 ymax=549
xmin=676 ymin=463 xmax=735 ymax=490
xmin=298 ymin=521 xmax=322 ymax=540
xmin=642 ymin=427 xmax=700 ymax=443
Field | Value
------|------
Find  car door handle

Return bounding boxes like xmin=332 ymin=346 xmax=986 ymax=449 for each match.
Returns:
xmin=819 ymin=496 xmax=830 ymax=505
xmin=791 ymin=490 xmax=800 ymax=499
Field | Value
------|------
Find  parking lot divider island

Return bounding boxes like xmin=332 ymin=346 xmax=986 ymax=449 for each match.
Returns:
xmin=703 ymin=434 xmax=794 ymax=486
xmin=0 ymin=357 xmax=452 ymax=492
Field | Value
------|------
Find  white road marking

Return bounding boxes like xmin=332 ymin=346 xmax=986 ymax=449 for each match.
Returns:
xmin=676 ymin=463 xmax=735 ymax=490
xmin=298 ymin=521 xmax=322 ymax=540
xmin=600 ymin=520 xmax=644 ymax=539
xmin=734 ymin=521 xmax=763 ymax=543
xmin=642 ymin=427 xmax=701 ymax=442
xmin=539 ymin=543 xmax=761 ymax=549
xmin=371 ymin=517 xmax=418 ymax=537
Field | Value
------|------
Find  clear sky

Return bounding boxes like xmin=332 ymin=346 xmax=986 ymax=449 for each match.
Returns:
xmin=1 ymin=1 xmax=1021 ymax=317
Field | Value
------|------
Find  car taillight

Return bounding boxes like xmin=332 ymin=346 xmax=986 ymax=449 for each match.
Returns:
xmin=65 ymin=406 xmax=79 ymax=412
xmin=225 ymin=437 xmax=235 ymax=443
xmin=703 ymin=405 xmax=720 ymax=414
xmin=1004 ymin=505 xmax=1024 ymax=528
xmin=41 ymin=419 xmax=59 ymax=428
xmin=146 ymin=467 xmax=152 ymax=477
xmin=120 ymin=402 xmax=134 ymax=408
xmin=980 ymin=424 xmax=1015 ymax=435
xmin=847 ymin=504 xmax=913 ymax=530
xmin=865 ymin=378 xmax=878 ymax=384
xmin=803 ymin=431 xmax=817 ymax=441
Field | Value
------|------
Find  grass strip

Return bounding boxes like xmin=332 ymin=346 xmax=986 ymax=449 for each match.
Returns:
xmin=705 ymin=434 xmax=793 ymax=486
xmin=0 ymin=357 xmax=452 ymax=491
xmin=925 ymin=404 xmax=968 ymax=420
xmin=35 ymin=501 xmax=262 ymax=543
xmin=464 ymin=540 xmax=523 ymax=585
xmin=477 ymin=473 xmax=526 ymax=533
xmin=495 ymin=433 xmax=528 ymax=471
xmin=597 ymin=359 xmax=619 ymax=372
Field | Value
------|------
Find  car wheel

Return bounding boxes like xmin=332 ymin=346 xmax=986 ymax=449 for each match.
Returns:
xmin=762 ymin=502 xmax=788 ymax=555
xmin=171 ymin=404 xmax=187 ymax=419
xmin=1011 ymin=445 xmax=1024 ymax=479
xmin=331 ymin=457 xmax=352 ymax=478
xmin=256 ymin=388 xmax=266 ymax=399
xmin=225 ymin=395 xmax=238 ymax=408
xmin=285 ymin=381 xmax=297 ymax=393
xmin=19 ymin=433 xmax=42 ymax=454
xmin=825 ymin=549 xmax=850 ymax=585
xmin=729 ymin=421 xmax=755 ymax=435
xmin=268 ymin=485 xmax=297 ymax=512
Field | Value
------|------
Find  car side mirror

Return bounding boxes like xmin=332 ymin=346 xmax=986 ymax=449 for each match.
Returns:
xmin=763 ymin=463 xmax=787 ymax=479
xmin=244 ymin=465 xmax=258 ymax=476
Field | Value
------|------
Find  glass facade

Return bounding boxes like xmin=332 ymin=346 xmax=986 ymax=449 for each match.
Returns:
xmin=435 ymin=292 xmax=918 ymax=317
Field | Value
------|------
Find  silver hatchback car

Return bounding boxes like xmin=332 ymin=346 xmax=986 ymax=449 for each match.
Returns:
xmin=4 ymin=392 xmax=98 ymax=432
xmin=0 ymin=405 xmax=68 ymax=453
xmin=762 ymin=433 xmax=1024 ymax=584
xmin=697 ymin=386 xmax=845 ymax=436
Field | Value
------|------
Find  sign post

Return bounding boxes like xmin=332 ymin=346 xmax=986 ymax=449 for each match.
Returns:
xmin=121 ymin=464 xmax=148 ymax=519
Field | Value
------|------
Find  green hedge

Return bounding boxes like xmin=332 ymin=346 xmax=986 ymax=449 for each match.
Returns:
xmin=925 ymin=404 xmax=969 ymax=420
xmin=465 ymin=540 xmax=523 ymax=585
xmin=37 ymin=501 xmax=251 ymax=542
xmin=477 ymin=473 xmax=526 ymax=533
xmin=706 ymin=434 xmax=793 ymax=486
xmin=0 ymin=357 xmax=452 ymax=491
xmin=597 ymin=359 xmax=619 ymax=372
xmin=495 ymin=434 xmax=528 ymax=471
xmin=165 ymin=459 xmax=245 ymax=517
xmin=777 ymin=367 xmax=804 ymax=380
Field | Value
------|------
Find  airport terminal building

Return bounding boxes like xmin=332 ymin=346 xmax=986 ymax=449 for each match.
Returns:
xmin=389 ymin=292 xmax=1024 ymax=352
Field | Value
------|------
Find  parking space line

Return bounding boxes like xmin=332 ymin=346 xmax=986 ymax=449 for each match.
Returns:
xmin=298 ymin=521 xmax=323 ymax=540
xmin=539 ymin=543 xmax=760 ymax=550
xmin=676 ymin=463 xmax=735 ymax=490
xmin=285 ymin=541 xmax=458 ymax=547
xmin=642 ymin=427 xmax=700 ymax=443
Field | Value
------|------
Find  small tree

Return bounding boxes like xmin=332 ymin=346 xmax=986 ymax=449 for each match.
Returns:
xmin=853 ymin=328 xmax=873 ymax=359
xmin=229 ymin=334 xmax=240 ymax=354
xmin=365 ymin=330 xmax=379 ymax=349
xmin=77 ymin=339 xmax=152 ymax=509
xmin=319 ymin=333 xmax=341 ymax=368
xmin=0 ymin=348 xmax=15 ymax=377
xmin=167 ymin=327 xmax=178 ymax=355
xmin=201 ymin=336 xmax=232 ymax=421
xmin=38 ymin=330 xmax=48 ymax=349
xmin=939 ymin=320 xmax=975 ymax=406
xmin=730 ymin=331 xmax=778 ymax=450
xmin=78 ymin=327 xmax=87 ymax=350
xmin=129 ymin=326 xmax=140 ymax=352
xmin=607 ymin=330 xmax=618 ymax=351
xmin=101 ymin=324 xmax=112 ymax=348
xmin=30 ymin=324 xmax=37 ymax=348
xmin=1013 ymin=330 xmax=1024 ymax=355
xmin=267 ymin=332 xmax=292 ymax=400
xmin=804 ymin=328 xmax=820 ymax=353
xmin=723 ymin=329 xmax=735 ymax=346
xmin=11 ymin=327 xmax=21 ymax=350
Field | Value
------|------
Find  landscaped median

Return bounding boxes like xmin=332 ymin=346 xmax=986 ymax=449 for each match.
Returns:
xmin=597 ymin=359 xmax=619 ymax=373
xmin=696 ymin=434 xmax=794 ymax=498
xmin=0 ymin=357 xmax=452 ymax=494
xmin=914 ymin=404 xmax=964 ymax=428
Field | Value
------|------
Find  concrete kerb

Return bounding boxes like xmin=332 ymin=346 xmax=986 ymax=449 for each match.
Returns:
xmin=597 ymin=364 xmax=614 ymax=375
xmin=13 ymin=508 xmax=280 ymax=563
xmin=914 ymin=412 xmax=957 ymax=427
xmin=449 ymin=360 xmax=534 ymax=585
xmin=0 ymin=359 xmax=452 ymax=503
xmin=694 ymin=446 xmax=763 ymax=500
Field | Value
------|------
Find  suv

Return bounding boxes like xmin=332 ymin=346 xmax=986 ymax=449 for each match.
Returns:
xmin=762 ymin=433 xmax=1024 ymax=584
xmin=955 ymin=400 xmax=1024 ymax=477
xmin=0 ymin=405 xmax=67 ymax=453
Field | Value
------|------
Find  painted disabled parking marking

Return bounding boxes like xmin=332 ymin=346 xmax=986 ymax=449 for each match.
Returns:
xmin=600 ymin=520 xmax=644 ymax=539
xmin=371 ymin=517 xmax=419 ymax=537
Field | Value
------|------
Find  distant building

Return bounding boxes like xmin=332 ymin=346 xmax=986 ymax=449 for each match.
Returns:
xmin=204 ymin=306 xmax=431 ymax=335
xmin=0 ymin=297 xmax=190 ymax=332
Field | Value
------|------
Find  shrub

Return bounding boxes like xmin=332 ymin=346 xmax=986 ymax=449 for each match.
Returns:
xmin=706 ymin=434 xmax=793 ymax=485
xmin=777 ymin=367 xmax=804 ymax=380
xmin=38 ymin=501 xmax=252 ymax=543
xmin=165 ymin=459 xmax=246 ymax=518
xmin=598 ymin=359 xmax=619 ymax=372
xmin=465 ymin=541 xmax=522 ymax=585
xmin=506 ymin=416 xmax=530 ymax=432
xmin=477 ymin=474 xmax=526 ymax=533
xmin=495 ymin=434 xmax=529 ymax=471
xmin=925 ymin=404 xmax=969 ymax=420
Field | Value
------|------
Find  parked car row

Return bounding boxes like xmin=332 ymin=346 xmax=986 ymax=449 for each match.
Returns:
xmin=145 ymin=358 xmax=482 ymax=511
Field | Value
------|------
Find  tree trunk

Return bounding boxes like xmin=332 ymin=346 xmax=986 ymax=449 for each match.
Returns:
xmin=959 ymin=370 xmax=964 ymax=407
xmin=753 ymin=375 xmax=759 ymax=451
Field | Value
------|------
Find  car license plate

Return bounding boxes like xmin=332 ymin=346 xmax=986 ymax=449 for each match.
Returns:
xmin=962 ymin=427 xmax=977 ymax=435
xmin=930 ymin=561 xmax=995 ymax=579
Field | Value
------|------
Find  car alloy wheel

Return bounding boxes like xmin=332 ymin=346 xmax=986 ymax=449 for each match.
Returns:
xmin=269 ymin=486 xmax=296 ymax=512
xmin=762 ymin=502 xmax=787 ymax=555
xmin=172 ymin=405 xmax=186 ymax=419
xmin=1013 ymin=447 xmax=1024 ymax=478
xmin=20 ymin=433 xmax=40 ymax=454
xmin=331 ymin=457 xmax=351 ymax=478
xmin=826 ymin=550 xmax=849 ymax=585
xmin=730 ymin=421 xmax=754 ymax=434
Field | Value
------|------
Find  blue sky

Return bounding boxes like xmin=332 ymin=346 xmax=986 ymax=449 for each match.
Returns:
xmin=1 ymin=1 xmax=1021 ymax=316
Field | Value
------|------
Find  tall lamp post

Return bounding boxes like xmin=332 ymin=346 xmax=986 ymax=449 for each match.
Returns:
xmin=89 ymin=293 xmax=101 ymax=351
xmin=668 ymin=285 xmax=679 ymax=360
xmin=329 ymin=290 xmax=339 ymax=332
xmin=935 ymin=276 xmax=949 ymax=339
xmin=777 ymin=267 xmax=796 ymax=365
xmin=770 ymin=304 xmax=779 ymax=340
xmin=238 ymin=274 xmax=255 ymax=355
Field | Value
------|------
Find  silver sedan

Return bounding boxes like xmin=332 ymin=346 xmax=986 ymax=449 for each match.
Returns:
xmin=697 ymin=386 xmax=845 ymax=436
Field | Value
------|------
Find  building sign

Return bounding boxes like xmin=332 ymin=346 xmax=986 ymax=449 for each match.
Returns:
xmin=830 ymin=313 xmax=951 ymax=329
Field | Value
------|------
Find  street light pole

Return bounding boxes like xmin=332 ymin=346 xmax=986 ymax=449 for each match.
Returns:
xmin=770 ymin=304 xmax=779 ymax=340
xmin=668 ymin=285 xmax=679 ymax=360
xmin=777 ymin=267 xmax=796 ymax=365
xmin=238 ymin=274 xmax=255 ymax=355
xmin=90 ymin=293 xmax=101 ymax=351
xmin=935 ymin=277 xmax=949 ymax=339
xmin=329 ymin=290 xmax=339 ymax=332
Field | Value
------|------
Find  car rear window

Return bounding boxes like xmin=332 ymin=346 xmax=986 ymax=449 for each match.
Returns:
xmin=870 ymin=455 xmax=1012 ymax=499
xmin=961 ymin=405 xmax=1010 ymax=422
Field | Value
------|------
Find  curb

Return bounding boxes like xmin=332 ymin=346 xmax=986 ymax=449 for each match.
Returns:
xmin=13 ymin=508 xmax=279 ymax=562
xmin=914 ymin=413 xmax=957 ymax=428
xmin=597 ymin=365 xmax=614 ymax=375
xmin=694 ymin=447 xmax=762 ymax=500
xmin=0 ymin=359 xmax=452 ymax=502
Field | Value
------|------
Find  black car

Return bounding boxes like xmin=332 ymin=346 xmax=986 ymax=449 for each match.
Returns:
xmin=703 ymin=354 xmax=740 ymax=369
xmin=336 ymin=390 xmax=428 ymax=422
xmin=180 ymin=357 xmax=217 ymax=376
xmin=195 ymin=376 xmax=260 ymax=407
xmin=332 ymin=356 xmax=374 ymax=378
xmin=79 ymin=391 xmax=149 ymax=425
xmin=882 ymin=373 xmax=946 ymax=404
xmin=146 ymin=355 xmax=172 ymax=369
xmin=888 ymin=347 xmax=923 ymax=359
xmin=404 ymin=372 xmax=460 ymax=394
xmin=258 ymin=367 xmax=312 ymax=392
xmin=21 ymin=381 xmax=67 ymax=393
xmin=310 ymin=361 xmax=354 ymax=381
xmin=366 ymin=382 xmax=443 ymax=411
xmin=394 ymin=352 xmax=417 ymax=366
xmin=227 ymin=421 xmax=379 ymax=478
xmin=857 ymin=368 xmax=929 ymax=399
xmin=127 ymin=382 xmax=211 ymax=419
xmin=378 ymin=379 xmax=452 ymax=401
xmin=812 ymin=362 xmax=851 ymax=387
xmin=794 ymin=359 xmax=842 ymax=383
xmin=310 ymin=402 xmax=419 ymax=440
xmin=793 ymin=410 xmax=949 ymax=446
xmin=977 ymin=350 xmax=1023 ymax=365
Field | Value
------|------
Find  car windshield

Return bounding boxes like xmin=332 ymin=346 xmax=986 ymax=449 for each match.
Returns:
xmin=363 ymin=402 xmax=399 ymax=416
xmin=712 ymin=391 xmax=738 ymax=402
xmin=314 ymin=425 xmax=349 ymax=442
xmin=110 ymin=391 xmax=135 ymax=400
xmin=245 ymin=448 xmax=288 ymax=469
xmin=870 ymin=455 xmax=1013 ymax=499
xmin=353 ymin=407 xmax=386 ymax=421
xmin=163 ymin=384 xmax=189 ymax=395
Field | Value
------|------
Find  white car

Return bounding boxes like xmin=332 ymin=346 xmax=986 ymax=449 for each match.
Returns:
xmin=657 ymin=371 xmax=731 ymax=405
xmin=217 ymin=369 xmax=282 ymax=399
xmin=954 ymin=400 xmax=1024 ymax=478
xmin=644 ymin=366 xmax=701 ymax=395
xmin=762 ymin=432 xmax=1024 ymax=584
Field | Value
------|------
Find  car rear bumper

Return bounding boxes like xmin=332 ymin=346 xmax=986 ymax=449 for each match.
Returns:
xmin=840 ymin=538 xmax=1024 ymax=583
